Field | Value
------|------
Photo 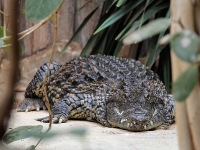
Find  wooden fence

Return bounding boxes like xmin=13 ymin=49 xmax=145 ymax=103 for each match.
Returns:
xmin=0 ymin=0 xmax=102 ymax=57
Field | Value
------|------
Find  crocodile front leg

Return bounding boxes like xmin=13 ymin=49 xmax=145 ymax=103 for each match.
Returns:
xmin=36 ymin=99 xmax=70 ymax=123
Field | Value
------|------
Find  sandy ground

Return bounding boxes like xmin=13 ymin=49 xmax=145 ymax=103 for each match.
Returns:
xmin=1 ymin=111 xmax=178 ymax=150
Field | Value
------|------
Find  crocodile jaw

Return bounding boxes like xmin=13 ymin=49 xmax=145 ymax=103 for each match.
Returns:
xmin=106 ymin=103 xmax=163 ymax=131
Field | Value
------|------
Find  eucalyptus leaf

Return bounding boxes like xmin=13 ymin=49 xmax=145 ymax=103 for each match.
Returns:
xmin=3 ymin=125 xmax=43 ymax=144
xmin=20 ymin=9 xmax=58 ymax=22
xmin=170 ymin=30 xmax=200 ymax=63
xmin=123 ymin=18 xmax=170 ymax=44
xmin=173 ymin=65 xmax=198 ymax=102
xmin=25 ymin=0 xmax=63 ymax=22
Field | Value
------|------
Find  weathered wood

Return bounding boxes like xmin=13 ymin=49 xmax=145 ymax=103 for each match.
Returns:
xmin=17 ymin=0 xmax=102 ymax=57
xmin=0 ymin=0 xmax=132 ymax=57
xmin=170 ymin=0 xmax=200 ymax=150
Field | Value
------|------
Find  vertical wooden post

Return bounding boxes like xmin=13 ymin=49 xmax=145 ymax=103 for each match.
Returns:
xmin=0 ymin=0 xmax=19 ymax=139
xmin=170 ymin=0 xmax=200 ymax=149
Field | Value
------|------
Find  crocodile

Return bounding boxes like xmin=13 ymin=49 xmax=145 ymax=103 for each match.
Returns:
xmin=17 ymin=55 xmax=175 ymax=131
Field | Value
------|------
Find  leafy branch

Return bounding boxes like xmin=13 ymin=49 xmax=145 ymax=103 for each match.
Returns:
xmin=0 ymin=0 xmax=63 ymax=52
xmin=123 ymin=19 xmax=200 ymax=101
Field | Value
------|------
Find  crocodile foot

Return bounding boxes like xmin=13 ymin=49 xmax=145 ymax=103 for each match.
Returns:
xmin=17 ymin=98 xmax=46 ymax=112
xmin=36 ymin=114 xmax=68 ymax=123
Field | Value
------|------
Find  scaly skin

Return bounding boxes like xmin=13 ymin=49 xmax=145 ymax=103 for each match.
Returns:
xmin=17 ymin=55 xmax=175 ymax=131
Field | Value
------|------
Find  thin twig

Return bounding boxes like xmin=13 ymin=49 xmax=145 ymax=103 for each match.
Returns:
xmin=3 ymin=1 xmax=8 ymax=37
xmin=1 ymin=14 xmax=52 ymax=42
xmin=35 ymin=12 xmax=58 ymax=148
xmin=1 ymin=44 xmax=12 ymax=48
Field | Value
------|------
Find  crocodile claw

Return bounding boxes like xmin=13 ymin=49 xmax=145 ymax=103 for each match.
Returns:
xmin=17 ymin=98 xmax=46 ymax=112
xmin=36 ymin=115 xmax=68 ymax=124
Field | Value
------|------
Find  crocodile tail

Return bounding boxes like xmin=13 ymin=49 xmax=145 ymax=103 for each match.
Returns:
xmin=25 ymin=62 xmax=61 ymax=98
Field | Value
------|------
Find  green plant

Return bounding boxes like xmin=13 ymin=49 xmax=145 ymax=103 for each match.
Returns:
xmin=62 ymin=0 xmax=170 ymax=56
xmin=123 ymin=20 xmax=200 ymax=101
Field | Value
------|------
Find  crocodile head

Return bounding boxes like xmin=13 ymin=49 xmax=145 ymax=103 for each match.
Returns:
xmin=106 ymin=87 xmax=175 ymax=131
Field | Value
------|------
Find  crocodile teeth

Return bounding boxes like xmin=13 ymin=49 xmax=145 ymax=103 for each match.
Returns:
xmin=150 ymin=121 xmax=153 ymax=126
xmin=127 ymin=123 xmax=130 ymax=128
xmin=120 ymin=118 xmax=127 ymax=123
xmin=36 ymin=107 xmax=40 ymax=111
xmin=59 ymin=118 xmax=63 ymax=124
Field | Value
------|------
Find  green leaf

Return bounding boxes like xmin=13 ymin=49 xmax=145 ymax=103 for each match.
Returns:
xmin=80 ymin=34 xmax=98 ymax=56
xmin=173 ymin=65 xmax=198 ymax=102
xmin=21 ymin=9 xmax=58 ymax=22
xmin=138 ymin=0 xmax=150 ymax=29
xmin=25 ymin=0 xmax=63 ymax=22
xmin=123 ymin=18 xmax=170 ymax=44
xmin=106 ymin=0 xmax=118 ymax=12
xmin=113 ymin=41 xmax=123 ymax=56
xmin=0 ymin=38 xmax=4 ymax=47
xmin=116 ymin=0 xmax=127 ymax=7
xmin=0 ymin=26 xmax=23 ymax=54
xmin=3 ymin=125 xmax=43 ymax=144
xmin=26 ymin=145 xmax=36 ymax=150
xmin=170 ymin=30 xmax=200 ymax=63
xmin=94 ymin=0 xmax=145 ymax=35
xmin=67 ymin=128 xmax=86 ymax=137
xmin=117 ymin=2 xmax=169 ymax=40
xmin=60 ymin=7 xmax=99 ymax=56
xmin=145 ymin=8 xmax=170 ymax=68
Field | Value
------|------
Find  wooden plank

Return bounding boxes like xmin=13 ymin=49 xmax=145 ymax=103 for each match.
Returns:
xmin=74 ymin=0 xmax=102 ymax=47
xmin=1 ymin=0 xmax=128 ymax=58
xmin=170 ymin=0 xmax=200 ymax=149
xmin=57 ymin=0 xmax=76 ymax=42
xmin=17 ymin=0 xmax=102 ymax=56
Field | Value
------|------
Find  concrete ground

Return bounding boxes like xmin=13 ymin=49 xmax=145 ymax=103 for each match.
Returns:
xmin=1 ymin=110 xmax=178 ymax=150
